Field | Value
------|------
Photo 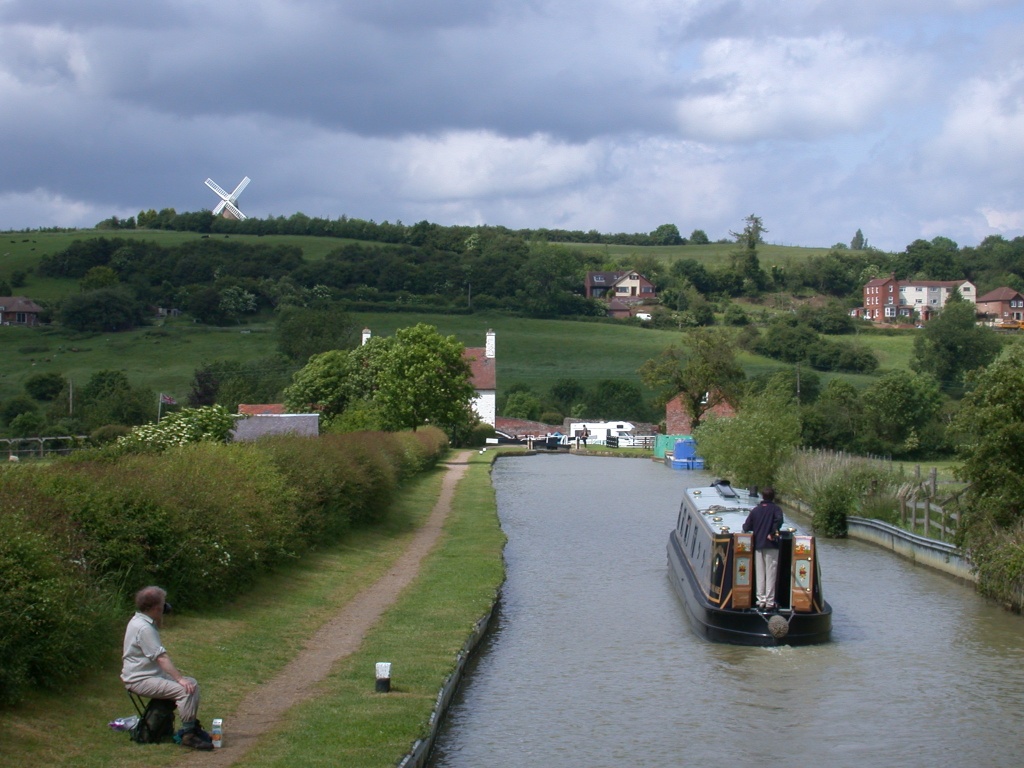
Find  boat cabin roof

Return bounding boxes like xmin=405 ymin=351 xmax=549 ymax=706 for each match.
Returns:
xmin=681 ymin=481 xmax=803 ymax=536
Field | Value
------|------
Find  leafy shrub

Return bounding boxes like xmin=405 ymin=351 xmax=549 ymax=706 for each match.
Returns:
xmin=0 ymin=478 xmax=117 ymax=705
xmin=0 ymin=428 xmax=448 ymax=702
xmin=115 ymin=404 xmax=235 ymax=453
xmin=90 ymin=424 xmax=131 ymax=444
xmin=810 ymin=479 xmax=852 ymax=538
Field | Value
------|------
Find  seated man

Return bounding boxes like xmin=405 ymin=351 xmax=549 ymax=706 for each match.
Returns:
xmin=121 ymin=586 xmax=212 ymax=750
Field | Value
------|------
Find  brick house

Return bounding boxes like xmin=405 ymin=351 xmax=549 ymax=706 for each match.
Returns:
xmin=860 ymin=274 xmax=975 ymax=323
xmin=976 ymin=287 xmax=1024 ymax=324
xmin=665 ymin=392 xmax=737 ymax=435
xmin=0 ymin=296 xmax=43 ymax=326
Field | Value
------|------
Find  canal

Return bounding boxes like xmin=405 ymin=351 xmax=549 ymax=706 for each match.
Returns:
xmin=429 ymin=454 xmax=1024 ymax=768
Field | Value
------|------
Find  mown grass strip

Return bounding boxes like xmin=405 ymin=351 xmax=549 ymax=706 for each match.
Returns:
xmin=0 ymin=452 xmax=505 ymax=768
xmin=237 ymin=450 xmax=506 ymax=767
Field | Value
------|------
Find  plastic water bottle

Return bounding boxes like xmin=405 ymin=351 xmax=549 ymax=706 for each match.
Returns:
xmin=211 ymin=718 xmax=223 ymax=748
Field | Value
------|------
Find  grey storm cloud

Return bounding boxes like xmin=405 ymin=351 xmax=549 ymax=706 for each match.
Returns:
xmin=2 ymin=0 xmax=1024 ymax=250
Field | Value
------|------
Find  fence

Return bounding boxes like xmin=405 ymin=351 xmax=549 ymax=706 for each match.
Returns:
xmin=898 ymin=465 xmax=964 ymax=543
xmin=1 ymin=436 xmax=89 ymax=461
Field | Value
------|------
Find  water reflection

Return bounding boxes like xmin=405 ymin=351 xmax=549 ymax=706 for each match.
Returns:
xmin=430 ymin=455 xmax=1024 ymax=768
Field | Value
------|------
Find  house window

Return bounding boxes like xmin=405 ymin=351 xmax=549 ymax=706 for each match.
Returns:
xmin=885 ymin=307 xmax=896 ymax=317
xmin=617 ymin=286 xmax=629 ymax=294
xmin=16 ymin=313 xmax=27 ymax=323
xmin=593 ymin=275 xmax=605 ymax=283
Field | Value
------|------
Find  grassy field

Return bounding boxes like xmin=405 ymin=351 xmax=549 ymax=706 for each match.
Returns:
xmin=0 ymin=449 xmax=506 ymax=767
xmin=0 ymin=228 xmax=916 ymax=408
xmin=0 ymin=307 xmax=921 ymax=406
xmin=560 ymin=240 xmax=832 ymax=268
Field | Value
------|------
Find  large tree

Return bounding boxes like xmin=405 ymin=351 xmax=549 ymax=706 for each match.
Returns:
xmin=694 ymin=383 xmax=802 ymax=487
xmin=284 ymin=324 xmax=476 ymax=438
xmin=860 ymin=370 xmax=943 ymax=456
xmin=638 ymin=328 xmax=745 ymax=431
xmin=950 ymin=346 xmax=1024 ymax=604
xmin=276 ymin=304 xmax=359 ymax=363
xmin=374 ymin=324 xmax=477 ymax=435
xmin=910 ymin=294 xmax=1000 ymax=390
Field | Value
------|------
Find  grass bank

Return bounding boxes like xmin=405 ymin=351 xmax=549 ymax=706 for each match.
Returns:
xmin=0 ymin=450 xmax=507 ymax=767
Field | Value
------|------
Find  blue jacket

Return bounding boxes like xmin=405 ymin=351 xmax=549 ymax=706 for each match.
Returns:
xmin=743 ymin=501 xmax=784 ymax=549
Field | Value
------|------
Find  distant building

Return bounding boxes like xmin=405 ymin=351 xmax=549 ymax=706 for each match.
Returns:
xmin=665 ymin=392 xmax=736 ymax=435
xmin=860 ymin=273 xmax=975 ymax=323
xmin=976 ymin=287 xmax=1024 ymax=324
xmin=232 ymin=412 xmax=319 ymax=441
xmin=0 ymin=296 xmax=43 ymax=326
xmin=585 ymin=271 xmax=656 ymax=300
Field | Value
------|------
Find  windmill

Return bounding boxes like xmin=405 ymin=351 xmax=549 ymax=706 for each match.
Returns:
xmin=205 ymin=176 xmax=250 ymax=220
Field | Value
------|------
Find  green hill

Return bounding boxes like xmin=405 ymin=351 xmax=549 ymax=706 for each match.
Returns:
xmin=0 ymin=228 xmax=914 ymax=417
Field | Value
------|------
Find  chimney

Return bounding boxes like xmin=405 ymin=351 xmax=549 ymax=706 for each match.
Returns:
xmin=362 ymin=328 xmax=372 ymax=346
xmin=485 ymin=329 xmax=495 ymax=359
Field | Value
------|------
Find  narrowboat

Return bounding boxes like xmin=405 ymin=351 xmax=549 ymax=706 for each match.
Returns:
xmin=667 ymin=480 xmax=832 ymax=646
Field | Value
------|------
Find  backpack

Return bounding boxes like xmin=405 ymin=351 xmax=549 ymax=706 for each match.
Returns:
xmin=130 ymin=699 xmax=177 ymax=744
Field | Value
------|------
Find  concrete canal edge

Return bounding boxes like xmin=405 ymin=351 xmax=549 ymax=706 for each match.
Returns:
xmin=845 ymin=516 xmax=976 ymax=583
xmin=397 ymin=594 xmax=501 ymax=767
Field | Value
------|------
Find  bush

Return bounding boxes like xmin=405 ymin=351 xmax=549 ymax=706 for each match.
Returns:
xmin=0 ymin=477 xmax=117 ymax=705
xmin=810 ymin=479 xmax=852 ymax=538
xmin=0 ymin=428 xmax=448 ymax=702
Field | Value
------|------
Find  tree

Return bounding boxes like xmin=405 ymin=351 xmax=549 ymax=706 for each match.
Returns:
xmin=860 ymin=370 xmax=943 ymax=456
xmin=79 ymin=266 xmax=120 ymax=292
xmin=549 ymin=378 xmax=585 ymax=412
xmin=75 ymin=370 xmax=154 ymax=430
xmin=650 ymin=223 xmax=682 ymax=245
xmin=374 ymin=324 xmax=477 ymax=436
xmin=689 ymin=229 xmax=710 ymax=245
xmin=950 ymin=346 xmax=1024 ymax=601
xmin=276 ymin=304 xmax=359 ymax=363
xmin=801 ymin=379 xmax=863 ymax=450
xmin=730 ymin=214 xmax=767 ymax=250
xmin=283 ymin=349 xmax=359 ymax=421
xmin=694 ymin=383 xmax=801 ymax=487
xmin=503 ymin=391 xmax=541 ymax=420
xmin=851 ymin=229 xmax=866 ymax=250
xmin=58 ymin=287 xmax=146 ymax=332
xmin=638 ymin=329 xmax=745 ymax=431
xmin=24 ymin=372 xmax=67 ymax=402
xmin=910 ymin=295 xmax=1000 ymax=391
xmin=728 ymin=214 xmax=769 ymax=292
xmin=586 ymin=380 xmax=648 ymax=421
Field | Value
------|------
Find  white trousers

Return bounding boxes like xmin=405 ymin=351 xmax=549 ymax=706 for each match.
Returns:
xmin=126 ymin=675 xmax=200 ymax=724
xmin=754 ymin=548 xmax=780 ymax=607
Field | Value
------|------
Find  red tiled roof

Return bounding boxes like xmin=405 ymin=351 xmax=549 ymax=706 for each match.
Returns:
xmin=495 ymin=417 xmax=561 ymax=436
xmin=0 ymin=296 xmax=43 ymax=312
xmin=463 ymin=347 xmax=496 ymax=390
xmin=238 ymin=403 xmax=287 ymax=415
xmin=978 ymin=287 xmax=1024 ymax=302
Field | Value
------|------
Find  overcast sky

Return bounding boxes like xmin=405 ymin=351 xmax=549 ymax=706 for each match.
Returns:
xmin=2 ymin=1 xmax=1023 ymax=251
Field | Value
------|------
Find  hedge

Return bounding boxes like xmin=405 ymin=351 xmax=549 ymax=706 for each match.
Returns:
xmin=0 ymin=427 xmax=448 ymax=705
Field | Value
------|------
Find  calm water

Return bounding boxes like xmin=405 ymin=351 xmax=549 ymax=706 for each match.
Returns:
xmin=430 ymin=454 xmax=1024 ymax=768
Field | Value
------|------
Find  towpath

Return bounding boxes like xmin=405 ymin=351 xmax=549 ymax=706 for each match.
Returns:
xmin=179 ymin=451 xmax=472 ymax=767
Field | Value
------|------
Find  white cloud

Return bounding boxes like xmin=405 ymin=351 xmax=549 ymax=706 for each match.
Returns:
xmin=674 ymin=33 xmax=929 ymax=142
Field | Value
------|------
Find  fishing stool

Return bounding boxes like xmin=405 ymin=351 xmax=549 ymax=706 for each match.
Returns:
xmin=126 ymin=689 xmax=177 ymax=742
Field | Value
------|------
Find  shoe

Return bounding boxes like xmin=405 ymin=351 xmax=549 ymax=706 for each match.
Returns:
xmin=180 ymin=730 xmax=214 ymax=750
xmin=193 ymin=720 xmax=212 ymax=743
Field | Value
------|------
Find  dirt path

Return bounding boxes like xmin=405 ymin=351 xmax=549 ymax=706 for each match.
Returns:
xmin=180 ymin=451 xmax=472 ymax=767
